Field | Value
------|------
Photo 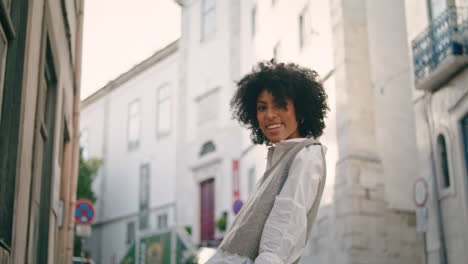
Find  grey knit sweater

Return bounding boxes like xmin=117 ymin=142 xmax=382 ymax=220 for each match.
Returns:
xmin=218 ymin=138 xmax=326 ymax=263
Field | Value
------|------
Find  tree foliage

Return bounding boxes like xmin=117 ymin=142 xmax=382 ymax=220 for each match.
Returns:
xmin=76 ymin=150 xmax=102 ymax=203
xmin=74 ymin=149 xmax=102 ymax=257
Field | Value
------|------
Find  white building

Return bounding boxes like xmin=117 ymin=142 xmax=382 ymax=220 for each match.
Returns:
xmin=405 ymin=0 xmax=468 ymax=263
xmin=80 ymin=42 xmax=184 ymax=263
xmin=79 ymin=0 xmax=468 ymax=263
xmin=82 ymin=1 xmax=336 ymax=263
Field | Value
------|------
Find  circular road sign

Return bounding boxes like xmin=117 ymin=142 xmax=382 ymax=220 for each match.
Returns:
xmin=233 ymin=200 xmax=243 ymax=215
xmin=413 ymin=178 xmax=429 ymax=207
xmin=75 ymin=200 xmax=95 ymax=225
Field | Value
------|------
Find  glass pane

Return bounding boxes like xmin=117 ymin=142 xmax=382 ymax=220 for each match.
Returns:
xmin=430 ymin=0 xmax=447 ymax=19
xmin=437 ymin=135 xmax=450 ymax=188
xmin=251 ymin=6 xmax=256 ymax=37
xmin=129 ymin=100 xmax=139 ymax=116
xmin=129 ymin=118 xmax=139 ymax=143
xmin=158 ymin=100 xmax=171 ymax=133
xmin=158 ymin=85 xmax=169 ymax=100
xmin=203 ymin=0 xmax=215 ymax=12
xmin=462 ymin=115 xmax=468 ymax=174
xmin=128 ymin=100 xmax=140 ymax=147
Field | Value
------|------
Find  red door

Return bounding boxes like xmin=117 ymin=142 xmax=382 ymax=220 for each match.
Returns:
xmin=200 ymin=179 xmax=215 ymax=243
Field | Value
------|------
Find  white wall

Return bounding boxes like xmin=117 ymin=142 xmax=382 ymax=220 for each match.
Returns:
xmin=404 ymin=0 xmax=468 ymax=263
xmin=81 ymin=49 xmax=180 ymax=262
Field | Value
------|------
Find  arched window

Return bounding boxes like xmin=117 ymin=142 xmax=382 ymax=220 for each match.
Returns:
xmin=200 ymin=141 xmax=216 ymax=157
xmin=437 ymin=134 xmax=450 ymax=188
xmin=462 ymin=114 xmax=468 ymax=175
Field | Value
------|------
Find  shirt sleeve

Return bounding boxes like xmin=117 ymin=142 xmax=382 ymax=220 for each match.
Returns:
xmin=254 ymin=144 xmax=325 ymax=264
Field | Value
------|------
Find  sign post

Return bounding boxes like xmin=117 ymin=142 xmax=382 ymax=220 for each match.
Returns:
xmin=413 ymin=178 xmax=429 ymax=233
xmin=75 ymin=199 xmax=95 ymax=237
xmin=232 ymin=160 xmax=243 ymax=215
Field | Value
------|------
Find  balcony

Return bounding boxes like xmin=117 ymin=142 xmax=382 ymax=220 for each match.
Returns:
xmin=412 ymin=6 xmax=468 ymax=91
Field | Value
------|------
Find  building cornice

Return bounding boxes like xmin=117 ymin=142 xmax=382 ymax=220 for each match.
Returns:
xmin=81 ymin=39 xmax=179 ymax=108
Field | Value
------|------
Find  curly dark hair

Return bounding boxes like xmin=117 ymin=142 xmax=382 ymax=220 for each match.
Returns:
xmin=230 ymin=60 xmax=329 ymax=145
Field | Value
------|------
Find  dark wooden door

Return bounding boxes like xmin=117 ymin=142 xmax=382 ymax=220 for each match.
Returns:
xmin=200 ymin=178 xmax=215 ymax=243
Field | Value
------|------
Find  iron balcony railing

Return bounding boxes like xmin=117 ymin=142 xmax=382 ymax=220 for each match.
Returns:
xmin=412 ymin=6 xmax=468 ymax=84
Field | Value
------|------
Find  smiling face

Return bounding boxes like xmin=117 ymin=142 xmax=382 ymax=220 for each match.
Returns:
xmin=256 ymin=90 xmax=301 ymax=143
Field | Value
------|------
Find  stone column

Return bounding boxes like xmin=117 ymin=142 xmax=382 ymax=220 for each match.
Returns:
xmin=330 ymin=0 xmax=421 ymax=263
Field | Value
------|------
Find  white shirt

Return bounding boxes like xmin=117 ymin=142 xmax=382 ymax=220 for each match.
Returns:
xmin=208 ymin=138 xmax=326 ymax=264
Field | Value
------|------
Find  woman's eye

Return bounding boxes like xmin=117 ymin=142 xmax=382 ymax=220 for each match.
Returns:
xmin=257 ymin=105 xmax=266 ymax=111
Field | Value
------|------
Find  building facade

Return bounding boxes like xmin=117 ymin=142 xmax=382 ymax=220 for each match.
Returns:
xmin=405 ymin=0 xmax=468 ymax=263
xmin=81 ymin=0 xmax=468 ymax=263
xmin=80 ymin=42 xmax=186 ymax=263
xmin=0 ymin=0 xmax=85 ymax=263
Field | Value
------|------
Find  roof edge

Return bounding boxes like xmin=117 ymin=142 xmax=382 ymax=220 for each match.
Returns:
xmin=81 ymin=39 xmax=179 ymax=108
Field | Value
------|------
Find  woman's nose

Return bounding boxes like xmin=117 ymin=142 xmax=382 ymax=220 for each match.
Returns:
xmin=266 ymin=107 xmax=277 ymax=119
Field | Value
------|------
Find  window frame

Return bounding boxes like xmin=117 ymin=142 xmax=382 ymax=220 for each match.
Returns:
xmin=126 ymin=221 xmax=136 ymax=244
xmin=298 ymin=5 xmax=311 ymax=50
xmin=127 ymin=99 xmax=141 ymax=150
xmin=251 ymin=5 xmax=257 ymax=38
xmin=201 ymin=0 xmax=216 ymax=42
xmin=0 ymin=0 xmax=28 ymax=251
xmin=273 ymin=41 xmax=281 ymax=61
xmin=156 ymin=84 xmax=171 ymax=137
xmin=434 ymin=131 xmax=455 ymax=198
xmin=157 ymin=213 xmax=168 ymax=230
xmin=139 ymin=163 xmax=150 ymax=230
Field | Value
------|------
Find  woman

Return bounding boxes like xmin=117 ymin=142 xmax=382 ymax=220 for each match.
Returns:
xmin=208 ymin=60 xmax=329 ymax=264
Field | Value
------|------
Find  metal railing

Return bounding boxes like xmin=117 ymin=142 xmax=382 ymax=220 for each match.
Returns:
xmin=412 ymin=6 xmax=468 ymax=83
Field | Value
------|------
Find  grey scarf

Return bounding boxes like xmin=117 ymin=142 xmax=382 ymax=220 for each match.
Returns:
xmin=219 ymin=138 xmax=326 ymax=263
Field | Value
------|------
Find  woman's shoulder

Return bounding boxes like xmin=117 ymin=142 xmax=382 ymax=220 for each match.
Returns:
xmin=298 ymin=140 xmax=327 ymax=159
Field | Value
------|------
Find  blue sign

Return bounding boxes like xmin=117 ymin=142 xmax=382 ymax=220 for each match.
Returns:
xmin=75 ymin=200 xmax=95 ymax=225
xmin=233 ymin=200 xmax=243 ymax=215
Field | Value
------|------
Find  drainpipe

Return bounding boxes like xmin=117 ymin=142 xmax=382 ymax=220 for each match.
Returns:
xmin=423 ymin=93 xmax=448 ymax=264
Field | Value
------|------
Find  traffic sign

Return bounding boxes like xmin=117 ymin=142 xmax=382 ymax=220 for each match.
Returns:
xmin=75 ymin=200 xmax=95 ymax=225
xmin=413 ymin=178 xmax=429 ymax=207
xmin=233 ymin=199 xmax=243 ymax=215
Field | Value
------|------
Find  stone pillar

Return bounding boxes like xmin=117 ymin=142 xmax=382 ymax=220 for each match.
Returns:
xmin=330 ymin=0 xmax=421 ymax=263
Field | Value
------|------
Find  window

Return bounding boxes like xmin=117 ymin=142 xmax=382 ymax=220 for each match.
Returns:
xmin=0 ymin=0 xmax=27 ymax=250
xmin=157 ymin=214 xmax=168 ymax=230
xmin=437 ymin=134 xmax=451 ymax=188
xmin=196 ymin=88 xmax=219 ymax=124
xmin=201 ymin=0 xmax=216 ymax=41
xmin=462 ymin=114 xmax=468 ymax=174
xmin=251 ymin=5 xmax=257 ymax=37
xmin=157 ymin=84 xmax=171 ymax=136
xmin=428 ymin=0 xmax=447 ymax=20
xmin=0 ymin=25 xmax=7 ymax=125
xmin=80 ymin=129 xmax=89 ymax=160
xmin=127 ymin=99 xmax=140 ymax=150
xmin=126 ymin=222 xmax=135 ymax=244
xmin=299 ymin=7 xmax=310 ymax=49
xmin=139 ymin=163 xmax=150 ymax=229
xmin=273 ymin=41 xmax=281 ymax=61
xmin=248 ymin=167 xmax=256 ymax=194
xmin=199 ymin=141 xmax=216 ymax=156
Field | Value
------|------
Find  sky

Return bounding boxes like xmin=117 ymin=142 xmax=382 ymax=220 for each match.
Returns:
xmin=80 ymin=0 xmax=181 ymax=99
